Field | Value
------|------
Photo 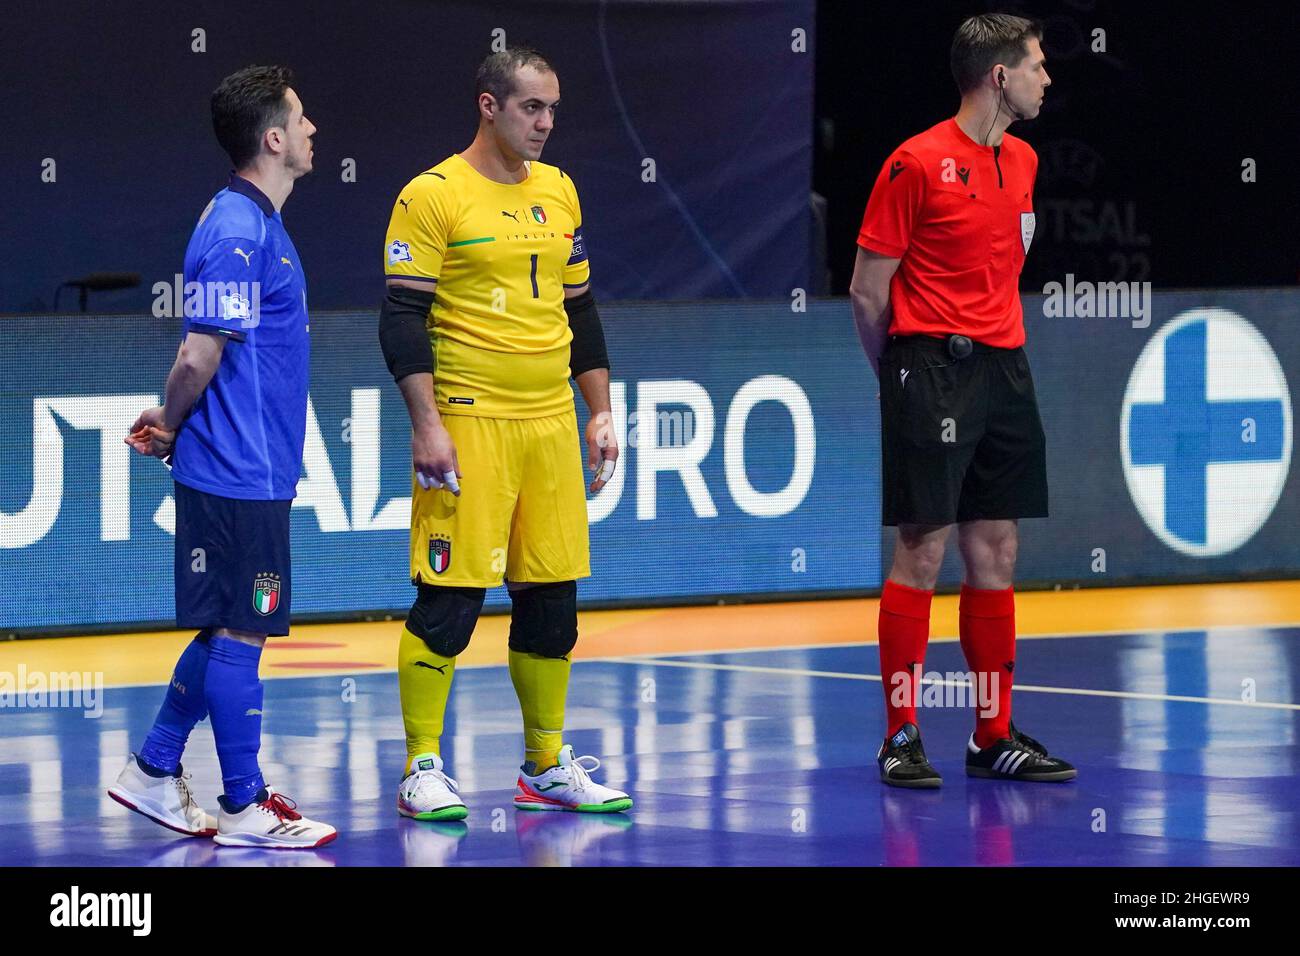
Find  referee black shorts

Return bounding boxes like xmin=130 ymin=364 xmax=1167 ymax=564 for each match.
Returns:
xmin=878 ymin=334 xmax=1048 ymax=527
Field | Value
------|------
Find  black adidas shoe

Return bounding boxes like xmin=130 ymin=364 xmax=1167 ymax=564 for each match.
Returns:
xmin=877 ymin=723 xmax=942 ymax=789
xmin=965 ymin=722 xmax=1077 ymax=782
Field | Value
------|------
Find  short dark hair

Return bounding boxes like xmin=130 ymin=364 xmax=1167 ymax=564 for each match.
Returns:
xmin=476 ymin=46 xmax=554 ymax=107
xmin=950 ymin=14 xmax=1043 ymax=95
xmin=211 ymin=65 xmax=295 ymax=169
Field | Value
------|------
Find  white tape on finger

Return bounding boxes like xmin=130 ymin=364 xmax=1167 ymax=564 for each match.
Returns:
xmin=597 ymin=458 xmax=617 ymax=482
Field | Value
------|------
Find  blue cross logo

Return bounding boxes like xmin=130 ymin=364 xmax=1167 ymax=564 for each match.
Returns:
xmin=1126 ymin=318 xmax=1286 ymax=547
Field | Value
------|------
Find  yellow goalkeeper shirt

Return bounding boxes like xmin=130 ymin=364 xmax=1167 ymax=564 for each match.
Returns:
xmin=383 ymin=153 xmax=591 ymax=419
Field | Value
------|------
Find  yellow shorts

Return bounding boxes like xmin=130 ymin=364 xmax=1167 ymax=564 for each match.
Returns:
xmin=409 ymin=411 xmax=591 ymax=588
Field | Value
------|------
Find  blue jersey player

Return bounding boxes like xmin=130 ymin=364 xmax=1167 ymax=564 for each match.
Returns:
xmin=109 ymin=65 xmax=335 ymax=848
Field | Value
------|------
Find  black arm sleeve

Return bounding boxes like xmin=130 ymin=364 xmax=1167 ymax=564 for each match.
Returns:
xmin=379 ymin=285 xmax=436 ymax=382
xmin=564 ymin=289 xmax=610 ymax=377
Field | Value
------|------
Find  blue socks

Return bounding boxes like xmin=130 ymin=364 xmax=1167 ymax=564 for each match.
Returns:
xmin=137 ymin=632 xmax=268 ymax=810
xmin=139 ymin=635 xmax=211 ymax=775
xmin=204 ymin=636 xmax=267 ymax=809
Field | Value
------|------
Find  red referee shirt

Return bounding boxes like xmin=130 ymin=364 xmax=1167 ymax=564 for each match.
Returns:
xmin=857 ymin=118 xmax=1038 ymax=349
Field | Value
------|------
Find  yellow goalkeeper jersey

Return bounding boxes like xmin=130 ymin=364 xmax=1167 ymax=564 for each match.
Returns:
xmin=383 ymin=153 xmax=591 ymax=419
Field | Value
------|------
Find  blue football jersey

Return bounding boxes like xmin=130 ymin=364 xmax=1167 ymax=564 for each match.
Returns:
xmin=171 ymin=174 xmax=310 ymax=500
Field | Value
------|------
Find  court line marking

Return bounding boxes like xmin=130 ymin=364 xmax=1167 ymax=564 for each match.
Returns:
xmin=591 ymin=657 xmax=1300 ymax=712
xmin=581 ymin=618 xmax=1300 ymax=664
xmin=27 ymin=619 xmax=1300 ymax=692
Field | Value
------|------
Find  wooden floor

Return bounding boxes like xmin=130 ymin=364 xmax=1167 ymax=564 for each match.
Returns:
xmin=4 ymin=580 xmax=1300 ymax=866
xmin=6 ymin=580 xmax=1300 ymax=687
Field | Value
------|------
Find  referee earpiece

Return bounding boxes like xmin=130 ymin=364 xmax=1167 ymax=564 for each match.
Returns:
xmin=996 ymin=68 xmax=1026 ymax=122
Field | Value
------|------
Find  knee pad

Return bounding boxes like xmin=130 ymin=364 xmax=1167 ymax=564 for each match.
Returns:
xmin=507 ymin=581 xmax=578 ymax=659
xmin=406 ymin=585 xmax=485 ymax=657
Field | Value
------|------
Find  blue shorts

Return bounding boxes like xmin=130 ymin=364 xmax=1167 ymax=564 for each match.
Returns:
xmin=174 ymin=480 xmax=293 ymax=636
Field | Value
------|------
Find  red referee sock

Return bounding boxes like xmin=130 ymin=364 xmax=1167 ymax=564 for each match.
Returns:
xmin=878 ymin=580 xmax=933 ymax=738
xmin=958 ymin=584 xmax=1017 ymax=749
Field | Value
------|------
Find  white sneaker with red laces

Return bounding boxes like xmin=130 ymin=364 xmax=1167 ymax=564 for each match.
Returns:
xmin=107 ymin=754 xmax=217 ymax=837
xmin=213 ymin=787 xmax=337 ymax=848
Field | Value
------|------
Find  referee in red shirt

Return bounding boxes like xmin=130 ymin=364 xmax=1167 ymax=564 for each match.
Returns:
xmin=851 ymin=14 xmax=1075 ymax=787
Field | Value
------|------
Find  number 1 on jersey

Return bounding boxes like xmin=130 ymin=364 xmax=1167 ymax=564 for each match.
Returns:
xmin=529 ymin=253 xmax=539 ymax=298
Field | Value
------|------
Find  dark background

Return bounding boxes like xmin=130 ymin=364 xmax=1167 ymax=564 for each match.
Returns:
xmin=0 ymin=0 xmax=813 ymax=314
xmin=2 ymin=1 xmax=1296 ymax=314
xmin=815 ymin=0 xmax=1299 ymax=293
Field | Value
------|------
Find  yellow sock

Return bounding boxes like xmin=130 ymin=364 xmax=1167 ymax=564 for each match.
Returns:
xmin=508 ymin=649 xmax=570 ymax=773
xmin=398 ymin=627 xmax=455 ymax=771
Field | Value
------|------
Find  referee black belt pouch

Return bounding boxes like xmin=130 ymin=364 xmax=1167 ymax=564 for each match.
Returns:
xmin=945 ymin=334 xmax=973 ymax=360
xmin=891 ymin=333 xmax=989 ymax=361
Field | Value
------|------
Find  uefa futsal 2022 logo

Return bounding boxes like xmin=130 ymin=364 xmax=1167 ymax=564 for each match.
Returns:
xmin=1121 ymin=308 xmax=1293 ymax=557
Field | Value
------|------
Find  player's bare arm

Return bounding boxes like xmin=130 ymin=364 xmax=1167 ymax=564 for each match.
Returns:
xmin=127 ymin=332 xmax=226 ymax=459
xmin=399 ymin=371 xmax=461 ymax=495
xmin=564 ymin=281 xmax=617 ymax=492
xmin=383 ymin=276 xmax=460 ymax=495
xmin=849 ymin=247 xmax=900 ymax=380
xmin=575 ymin=366 xmax=617 ymax=493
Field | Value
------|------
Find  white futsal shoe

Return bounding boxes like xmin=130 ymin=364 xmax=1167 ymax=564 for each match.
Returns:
xmin=397 ymin=751 xmax=469 ymax=821
xmin=514 ymin=745 xmax=633 ymax=813
xmin=107 ymin=754 xmax=217 ymax=837
xmin=213 ymin=787 xmax=337 ymax=848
